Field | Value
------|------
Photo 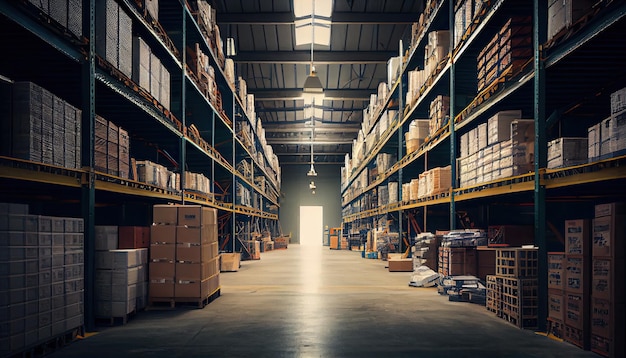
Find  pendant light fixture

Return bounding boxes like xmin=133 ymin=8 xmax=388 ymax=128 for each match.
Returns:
xmin=302 ymin=0 xmax=324 ymax=106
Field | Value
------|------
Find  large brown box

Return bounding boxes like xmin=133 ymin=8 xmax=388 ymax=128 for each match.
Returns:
xmin=388 ymin=259 xmax=413 ymax=272
xmin=548 ymin=289 xmax=565 ymax=322
xmin=592 ymin=258 xmax=625 ymax=301
xmin=208 ymin=274 xmax=220 ymax=295
xmin=565 ymin=256 xmax=589 ymax=294
xmin=150 ymin=244 xmax=175 ymax=262
xmin=149 ymin=281 xmax=174 ymax=298
xmin=177 ymin=206 xmax=217 ymax=227
xmin=591 ymin=298 xmax=625 ymax=341
xmin=565 ymin=291 xmax=589 ymax=330
xmin=208 ymin=242 xmax=219 ymax=259
xmin=548 ymin=252 xmax=565 ymax=290
xmin=220 ymin=253 xmax=240 ymax=272
xmin=175 ymin=278 xmax=209 ymax=298
xmin=175 ymin=262 xmax=209 ymax=281
xmin=564 ymin=324 xmax=588 ymax=350
xmin=150 ymin=225 xmax=176 ymax=244
xmin=118 ymin=226 xmax=150 ymax=249
xmin=153 ymin=205 xmax=178 ymax=225
xmin=592 ymin=214 xmax=625 ymax=258
xmin=176 ymin=243 xmax=211 ymax=263
xmin=565 ymin=219 xmax=590 ymax=256
xmin=149 ymin=262 xmax=175 ymax=279
xmin=176 ymin=226 xmax=210 ymax=245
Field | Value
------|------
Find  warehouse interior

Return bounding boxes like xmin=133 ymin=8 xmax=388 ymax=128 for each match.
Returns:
xmin=1 ymin=0 xmax=625 ymax=357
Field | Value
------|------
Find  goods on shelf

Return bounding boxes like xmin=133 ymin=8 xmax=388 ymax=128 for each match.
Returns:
xmin=26 ymin=0 xmax=83 ymax=39
xmin=133 ymin=36 xmax=171 ymax=110
xmin=487 ymin=225 xmax=534 ymax=247
xmin=96 ymin=0 xmax=133 ymax=78
xmin=149 ymin=205 xmax=220 ymax=304
xmin=236 ymin=182 xmax=251 ymax=207
xmin=406 ymin=69 xmax=427 ymax=106
xmin=0 ymin=203 xmax=85 ymax=357
xmin=429 ymin=95 xmax=449 ymax=134
xmin=376 ymin=153 xmax=395 ymax=174
xmin=414 ymin=165 xmax=451 ymax=198
xmin=477 ymin=16 xmax=532 ymax=92
xmin=95 ymin=116 xmax=130 ymax=178
xmin=4 ymin=81 xmax=82 ymax=170
xmin=590 ymin=87 xmax=626 ymax=159
xmin=405 ymin=119 xmax=429 ymax=154
xmin=424 ymin=30 xmax=449 ymax=77
xmin=184 ymin=171 xmax=211 ymax=196
xmin=547 ymin=0 xmax=595 ymax=41
xmin=187 ymin=43 xmax=217 ymax=101
xmin=135 ymin=160 xmax=179 ymax=192
xmin=387 ymin=56 xmax=402 ymax=89
xmin=547 ymin=137 xmax=587 ymax=169
xmin=453 ymin=0 xmax=484 ymax=48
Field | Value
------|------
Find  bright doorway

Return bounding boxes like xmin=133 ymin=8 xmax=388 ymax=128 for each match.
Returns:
xmin=299 ymin=206 xmax=323 ymax=246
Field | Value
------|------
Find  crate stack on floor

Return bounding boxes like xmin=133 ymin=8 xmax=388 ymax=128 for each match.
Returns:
xmin=590 ymin=203 xmax=625 ymax=357
xmin=437 ymin=230 xmax=487 ymax=277
xmin=486 ymin=246 xmax=539 ymax=329
xmin=94 ymin=226 xmax=149 ymax=324
xmin=149 ymin=205 xmax=220 ymax=307
xmin=0 ymin=203 xmax=84 ymax=357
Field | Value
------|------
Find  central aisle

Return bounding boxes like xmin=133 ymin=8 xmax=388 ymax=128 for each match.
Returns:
xmin=51 ymin=245 xmax=597 ymax=357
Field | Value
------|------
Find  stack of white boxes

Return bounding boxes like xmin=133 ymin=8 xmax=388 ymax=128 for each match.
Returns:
xmin=405 ymin=119 xmax=429 ymax=154
xmin=588 ymin=87 xmax=626 ymax=161
xmin=429 ymin=95 xmax=450 ymax=135
xmin=132 ymin=37 xmax=171 ymax=110
xmin=424 ymin=31 xmax=449 ymax=77
xmin=94 ymin=226 xmax=149 ymax=322
xmin=547 ymin=0 xmax=595 ymax=41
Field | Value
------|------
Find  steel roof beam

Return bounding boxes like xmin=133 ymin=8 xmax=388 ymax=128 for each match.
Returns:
xmin=233 ymin=51 xmax=394 ymax=64
xmin=252 ymin=88 xmax=372 ymax=101
xmin=217 ymin=12 xmax=417 ymax=25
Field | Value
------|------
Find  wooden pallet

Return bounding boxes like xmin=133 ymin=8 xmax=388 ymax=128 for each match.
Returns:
xmin=95 ymin=310 xmax=136 ymax=326
xmin=11 ymin=326 xmax=84 ymax=358
xmin=148 ymin=289 xmax=221 ymax=310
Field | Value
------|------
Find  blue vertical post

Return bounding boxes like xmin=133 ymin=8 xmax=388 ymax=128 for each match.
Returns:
xmin=81 ymin=0 xmax=96 ymax=332
xmin=180 ymin=9 xmax=187 ymax=203
xmin=449 ymin=0 xmax=456 ymax=230
xmin=397 ymin=40 xmax=404 ymax=253
xmin=534 ymin=0 xmax=548 ymax=332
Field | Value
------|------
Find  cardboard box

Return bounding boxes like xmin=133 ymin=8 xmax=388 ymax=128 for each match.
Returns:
xmin=177 ymin=206 xmax=217 ymax=227
xmin=174 ymin=278 xmax=209 ymax=298
xmin=388 ymin=259 xmax=413 ymax=272
xmin=95 ymin=226 xmax=118 ymax=251
xmin=592 ymin=214 xmax=625 ymax=258
xmin=548 ymin=252 xmax=565 ymax=290
xmin=176 ymin=243 xmax=211 ymax=263
xmin=176 ymin=226 xmax=210 ymax=244
xmin=565 ymin=219 xmax=590 ymax=256
xmin=549 ymin=290 xmax=565 ymax=322
xmin=564 ymin=324 xmax=588 ymax=350
xmin=595 ymin=202 xmax=625 ymax=218
xmin=118 ymin=226 xmax=150 ymax=249
xmin=591 ymin=298 xmax=624 ymax=339
xmin=592 ymin=258 xmax=625 ymax=301
xmin=149 ymin=281 xmax=174 ymax=298
xmin=220 ymin=252 xmax=240 ymax=272
xmin=150 ymin=225 xmax=176 ymax=244
xmin=565 ymin=291 xmax=588 ymax=330
xmin=565 ymin=256 xmax=589 ymax=294
xmin=150 ymin=244 xmax=175 ymax=262
xmin=175 ymin=262 xmax=209 ymax=281
xmin=149 ymin=262 xmax=175 ymax=280
xmin=153 ymin=205 xmax=178 ymax=225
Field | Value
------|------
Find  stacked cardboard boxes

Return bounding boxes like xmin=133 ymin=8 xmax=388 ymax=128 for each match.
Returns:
xmin=429 ymin=95 xmax=449 ymax=135
xmin=547 ymin=252 xmax=566 ymax=338
xmin=132 ymin=36 xmax=171 ymax=110
xmin=453 ymin=0 xmax=486 ymax=48
xmin=3 ymin=82 xmax=81 ymax=170
xmin=0 ymin=203 xmax=84 ymax=357
xmin=487 ymin=247 xmax=539 ymax=329
xmin=412 ymin=233 xmax=441 ymax=271
xmin=405 ymin=119 xmax=429 ymax=154
xmin=477 ymin=17 xmax=532 ymax=92
xmin=95 ymin=116 xmax=130 ymax=178
xmin=96 ymin=0 xmax=133 ymax=78
xmin=135 ymin=160 xmax=179 ymax=192
xmin=547 ymin=0 xmax=595 ymax=41
xmin=590 ymin=203 xmax=625 ymax=357
xmin=149 ymin=205 xmax=220 ymax=305
xmin=424 ymin=31 xmax=449 ymax=79
xmin=547 ymin=137 xmax=588 ymax=169
xmin=557 ymin=219 xmax=591 ymax=349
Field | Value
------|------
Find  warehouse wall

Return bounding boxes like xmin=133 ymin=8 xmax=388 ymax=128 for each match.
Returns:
xmin=279 ymin=164 xmax=342 ymax=244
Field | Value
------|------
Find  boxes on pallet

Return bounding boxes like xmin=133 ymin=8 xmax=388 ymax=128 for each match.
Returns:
xmin=591 ymin=258 xmax=625 ymax=301
xmin=409 ymin=179 xmax=419 ymax=201
xmin=588 ymin=123 xmax=601 ymax=161
xmin=565 ymin=256 xmax=589 ymax=294
xmin=548 ymin=0 xmax=595 ymax=41
xmin=95 ymin=226 xmax=118 ymax=251
xmin=592 ymin=214 xmax=625 ymax=258
xmin=611 ymin=87 xmax=626 ymax=115
xmin=495 ymin=247 xmax=538 ymax=278
xmin=549 ymin=290 xmax=566 ymax=322
xmin=565 ymin=291 xmax=589 ymax=330
xmin=600 ymin=117 xmax=614 ymax=156
xmin=565 ymin=219 xmax=590 ymax=256
xmin=547 ymin=137 xmax=588 ymax=169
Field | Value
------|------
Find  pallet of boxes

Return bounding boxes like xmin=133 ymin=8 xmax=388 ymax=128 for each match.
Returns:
xmin=149 ymin=205 xmax=220 ymax=308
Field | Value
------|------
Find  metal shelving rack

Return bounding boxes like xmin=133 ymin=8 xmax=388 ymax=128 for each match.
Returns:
xmin=0 ymin=0 xmax=281 ymax=331
xmin=341 ymin=0 xmax=626 ymax=332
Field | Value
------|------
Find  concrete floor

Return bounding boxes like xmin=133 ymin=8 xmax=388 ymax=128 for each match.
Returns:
xmin=51 ymin=244 xmax=599 ymax=358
